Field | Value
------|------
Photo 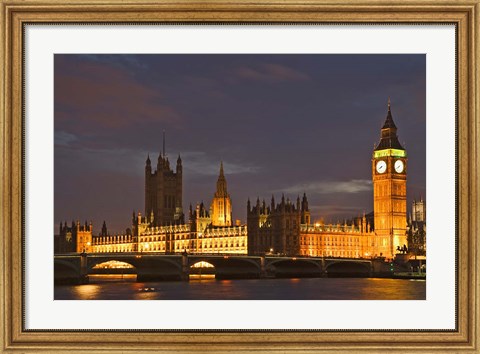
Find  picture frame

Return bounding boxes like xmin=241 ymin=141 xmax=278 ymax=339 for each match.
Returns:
xmin=1 ymin=0 xmax=478 ymax=352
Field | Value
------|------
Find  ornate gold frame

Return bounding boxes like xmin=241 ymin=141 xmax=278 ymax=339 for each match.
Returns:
xmin=1 ymin=1 xmax=478 ymax=352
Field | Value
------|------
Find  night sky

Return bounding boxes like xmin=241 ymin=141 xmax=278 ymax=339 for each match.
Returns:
xmin=54 ymin=54 xmax=426 ymax=235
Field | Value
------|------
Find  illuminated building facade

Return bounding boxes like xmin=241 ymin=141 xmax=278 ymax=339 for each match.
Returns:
xmin=299 ymin=215 xmax=376 ymax=258
xmin=87 ymin=214 xmax=247 ymax=255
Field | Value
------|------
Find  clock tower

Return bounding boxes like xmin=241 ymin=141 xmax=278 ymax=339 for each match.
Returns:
xmin=372 ymin=99 xmax=408 ymax=258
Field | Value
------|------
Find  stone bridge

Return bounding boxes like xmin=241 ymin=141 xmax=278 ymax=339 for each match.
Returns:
xmin=54 ymin=253 xmax=384 ymax=284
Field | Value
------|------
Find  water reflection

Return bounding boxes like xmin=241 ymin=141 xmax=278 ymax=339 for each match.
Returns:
xmin=134 ymin=287 xmax=161 ymax=300
xmin=89 ymin=274 xmax=136 ymax=283
xmin=189 ymin=274 xmax=216 ymax=281
xmin=55 ymin=278 xmax=426 ymax=301
xmin=72 ymin=284 xmax=101 ymax=300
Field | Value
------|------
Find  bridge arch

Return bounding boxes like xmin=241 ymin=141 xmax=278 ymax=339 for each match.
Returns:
xmin=86 ymin=255 xmax=184 ymax=281
xmin=266 ymin=258 xmax=322 ymax=270
xmin=190 ymin=261 xmax=216 ymax=279
xmin=87 ymin=256 xmax=183 ymax=272
xmin=91 ymin=260 xmax=136 ymax=270
xmin=88 ymin=257 xmax=137 ymax=272
xmin=54 ymin=259 xmax=81 ymax=284
xmin=191 ymin=260 xmax=215 ymax=269
xmin=325 ymin=261 xmax=371 ymax=277
xmin=265 ymin=258 xmax=322 ymax=278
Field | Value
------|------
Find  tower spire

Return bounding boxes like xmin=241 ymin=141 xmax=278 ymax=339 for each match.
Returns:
xmin=215 ymin=161 xmax=227 ymax=197
xmin=162 ymin=130 xmax=166 ymax=158
xmin=374 ymin=98 xmax=403 ymax=151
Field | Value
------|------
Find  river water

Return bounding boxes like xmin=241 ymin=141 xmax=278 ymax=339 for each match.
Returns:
xmin=54 ymin=275 xmax=426 ymax=300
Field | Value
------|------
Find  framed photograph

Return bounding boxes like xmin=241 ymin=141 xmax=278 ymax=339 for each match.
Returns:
xmin=1 ymin=0 xmax=478 ymax=352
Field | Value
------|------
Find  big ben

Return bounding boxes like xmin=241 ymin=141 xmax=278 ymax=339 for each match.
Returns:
xmin=372 ymin=99 xmax=408 ymax=259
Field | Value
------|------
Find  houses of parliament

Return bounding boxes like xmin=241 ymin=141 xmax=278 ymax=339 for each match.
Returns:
xmin=55 ymin=101 xmax=425 ymax=260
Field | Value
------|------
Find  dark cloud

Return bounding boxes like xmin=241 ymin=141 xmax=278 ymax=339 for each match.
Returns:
xmin=235 ymin=63 xmax=310 ymax=83
xmin=181 ymin=152 xmax=259 ymax=176
xmin=281 ymin=179 xmax=372 ymax=195
xmin=55 ymin=55 xmax=181 ymax=133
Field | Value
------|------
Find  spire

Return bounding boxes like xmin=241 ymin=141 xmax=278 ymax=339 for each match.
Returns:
xmin=101 ymin=221 xmax=108 ymax=236
xmin=146 ymin=154 xmax=151 ymax=165
xmin=214 ymin=161 xmax=228 ymax=197
xmin=162 ymin=130 xmax=166 ymax=158
xmin=302 ymin=193 xmax=309 ymax=211
xmin=176 ymin=154 xmax=182 ymax=174
xmin=382 ymin=97 xmax=397 ymax=129
xmin=211 ymin=161 xmax=232 ymax=227
xmin=374 ymin=98 xmax=404 ymax=151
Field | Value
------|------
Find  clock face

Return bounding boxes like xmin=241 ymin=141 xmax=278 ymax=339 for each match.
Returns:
xmin=394 ymin=160 xmax=404 ymax=173
xmin=376 ymin=160 xmax=387 ymax=174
